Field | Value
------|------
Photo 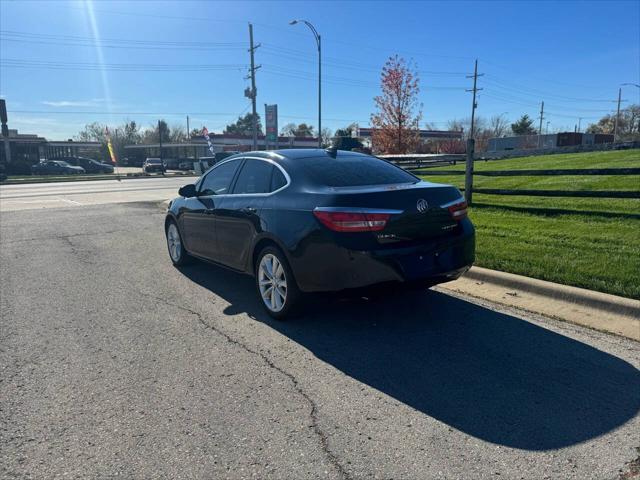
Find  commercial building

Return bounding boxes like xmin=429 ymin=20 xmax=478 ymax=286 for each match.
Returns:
xmin=0 ymin=129 xmax=102 ymax=174
xmin=352 ymin=126 xmax=464 ymax=153
xmin=122 ymin=133 xmax=319 ymax=165
xmin=354 ymin=127 xmax=464 ymax=142
xmin=487 ymin=132 xmax=614 ymax=152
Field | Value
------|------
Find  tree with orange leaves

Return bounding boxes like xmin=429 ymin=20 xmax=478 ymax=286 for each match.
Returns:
xmin=370 ymin=55 xmax=423 ymax=154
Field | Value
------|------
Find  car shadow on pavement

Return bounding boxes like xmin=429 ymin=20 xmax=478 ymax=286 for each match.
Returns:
xmin=179 ymin=262 xmax=640 ymax=451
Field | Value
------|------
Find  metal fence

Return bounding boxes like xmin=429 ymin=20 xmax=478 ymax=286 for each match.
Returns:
xmin=410 ymin=167 xmax=640 ymax=200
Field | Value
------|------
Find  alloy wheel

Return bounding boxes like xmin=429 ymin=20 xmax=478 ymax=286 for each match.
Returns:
xmin=167 ymin=223 xmax=181 ymax=262
xmin=258 ymin=254 xmax=288 ymax=312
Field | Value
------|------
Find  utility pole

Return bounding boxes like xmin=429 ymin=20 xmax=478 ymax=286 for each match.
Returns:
xmin=613 ymin=87 xmax=622 ymax=141
xmin=464 ymin=59 xmax=483 ymax=204
xmin=247 ymin=23 xmax=261 ymax=151
xmin=158 ymin=119 xmax=163 ymax=162
xmin=0 ymin=99 xmax=11 ymax=166
xmin=537 ymin=101 xmax=545 ymax=148
xmin=317 ymin=34 xmax=322 ymax=148
xmin=186 ymin=115 xmax=190 ymax=140
xmin=578 ymin=117 xmax=583 ymax=132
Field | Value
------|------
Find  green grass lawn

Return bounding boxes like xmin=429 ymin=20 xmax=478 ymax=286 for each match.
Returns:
xmin=418 ymin=149 xmax=640 ymax=299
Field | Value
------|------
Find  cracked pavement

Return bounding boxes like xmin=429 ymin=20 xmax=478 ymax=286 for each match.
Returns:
xmin=1 ymin=202 xmax=639 ymax=479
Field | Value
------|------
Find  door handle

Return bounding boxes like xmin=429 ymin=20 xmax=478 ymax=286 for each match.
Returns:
xmin=241 ymin=207 xmax=257 ymax=214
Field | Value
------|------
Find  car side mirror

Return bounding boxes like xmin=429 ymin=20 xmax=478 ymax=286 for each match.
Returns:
xmin=178 ymin=184 xmax=197 ymax=198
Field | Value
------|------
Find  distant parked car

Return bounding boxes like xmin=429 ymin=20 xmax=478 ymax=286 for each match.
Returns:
xmin=142 ymin=158 xmax=166 ymax=174
xmin=163 ymin=158 xmax=180 ymax=170
xmin=178 ymin=160 xmax=194 ymax=171
xmin=199 ymin=156 xmax=217 ymax=167
xmin=31 ymin=160 xmax=85 ymax=175
xmin=53 ymin=156 xmax=114 ymax=174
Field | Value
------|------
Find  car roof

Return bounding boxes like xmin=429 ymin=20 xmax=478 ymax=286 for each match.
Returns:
xmin=213 ymin=149 xmax=387 ymax=186
xmin=222 ymin=148 xmax=372 ymax=164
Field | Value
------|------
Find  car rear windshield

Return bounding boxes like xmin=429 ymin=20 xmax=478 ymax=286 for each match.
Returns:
xmin=301 ymin=155 xmax=418 ymax=187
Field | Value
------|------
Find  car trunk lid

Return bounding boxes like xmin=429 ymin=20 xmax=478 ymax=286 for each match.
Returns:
xmin=324 ymin=181 xmax=465 ymax=244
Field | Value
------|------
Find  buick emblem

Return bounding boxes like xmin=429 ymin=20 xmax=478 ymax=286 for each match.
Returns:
xmin=416 ymin=199 xmax=429 ymax=213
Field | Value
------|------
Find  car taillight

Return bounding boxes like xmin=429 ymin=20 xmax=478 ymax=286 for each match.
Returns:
xmin=447 ymin=200 xmax=468 ymax=220
xmin=313 ymin=210 xmax=391 ymax=232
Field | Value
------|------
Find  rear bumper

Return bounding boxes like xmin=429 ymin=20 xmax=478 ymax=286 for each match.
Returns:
xmin=293 ymin=220 xmax=475 ymax=293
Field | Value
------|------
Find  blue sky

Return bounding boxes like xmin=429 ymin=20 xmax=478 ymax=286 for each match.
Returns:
xmin=1 ymin=0 xmax=639 ymax=140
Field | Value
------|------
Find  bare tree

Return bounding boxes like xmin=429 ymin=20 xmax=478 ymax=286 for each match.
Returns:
xmin=280 ymin=123 xmax=297 ymax=137
xmin=587 ymin=104 xmax=640 ymax=140
xmin=320 ymin=127 xmax=333 ymax=147
xmin=489 ymin=114 xmax=510 ymax=137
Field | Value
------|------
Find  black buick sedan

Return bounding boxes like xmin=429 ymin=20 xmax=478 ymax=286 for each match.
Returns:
xmin=165 ymin=149 xmax=475 ymax=319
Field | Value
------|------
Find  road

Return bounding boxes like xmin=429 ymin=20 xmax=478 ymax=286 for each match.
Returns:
xmin=1 ymin=181 xmax=639 ymax=479
xmin=0 ymin=176 xmax=193 ymax=212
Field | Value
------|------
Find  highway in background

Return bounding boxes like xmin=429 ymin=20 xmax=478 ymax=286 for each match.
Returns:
xmin=0 ymin=176 xmax=194 ymax=211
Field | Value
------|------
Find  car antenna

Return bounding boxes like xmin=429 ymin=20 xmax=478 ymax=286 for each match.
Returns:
xmin=325 ymin=141 xmax=338 ymax=158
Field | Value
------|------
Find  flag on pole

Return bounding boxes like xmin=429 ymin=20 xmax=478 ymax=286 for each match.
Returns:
xmin=202 ymin=127 xmax=215 ymax=155
xmin=105 ymin=127 xmax=117 ymax=165
xmin=105 ymin=127 xmax=120 ymax=181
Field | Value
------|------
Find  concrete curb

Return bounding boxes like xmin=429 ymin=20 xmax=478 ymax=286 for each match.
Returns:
xmin=439 ymin=266 xmax=640 ymax=341
xmin=464 ymin=267 xmax=640 ymax=318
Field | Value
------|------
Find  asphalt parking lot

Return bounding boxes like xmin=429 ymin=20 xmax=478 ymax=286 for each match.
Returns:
xmin=1 ymin=195 xmax=639 ymax=479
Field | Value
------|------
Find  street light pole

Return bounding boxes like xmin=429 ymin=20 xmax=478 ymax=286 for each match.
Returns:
xmin=614 ymin=87 xmax=622 ymax=141
xmin=290 ymin=19 xmax=321 ymax=148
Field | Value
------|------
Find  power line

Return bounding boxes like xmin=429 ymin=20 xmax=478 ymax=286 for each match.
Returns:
xmin=1 ymin=30 xmax=469 ymax=77
xmin=480 ymin=94 xmax=604 ymax=119
xmin=260 ymin=44 xmax=469 ymax=76
xmin=1 ymin=59 xmax=246 ymax=72
xmin=0 ymin=36 xmax=246 ymax=52
xmin=483 ymin=76 xmax=614 ymax=103
xmin=20 ymin=5 xmax=476 ymax=61
xmin=0 ymin=30 xmax=245 ymax=47
xmin=8 ymin=110 xmax=246 ymax=116
xmin=481 ymin=59 xmax=612 ymax=91
xmin=481 ymin=89 xmax=614 ymax=112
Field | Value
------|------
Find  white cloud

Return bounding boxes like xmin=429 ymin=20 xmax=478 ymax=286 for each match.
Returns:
xmin=10 ymin=115 xmax=87 ymax=140
xmin=42 ymin=100 xmax=100 ymax=107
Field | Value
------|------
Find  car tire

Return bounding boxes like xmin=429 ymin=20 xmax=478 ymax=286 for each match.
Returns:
xmin=255 ymin=246 xmax=302 ymax=320
xmin=165 ymin=220 xmax=192 ymax=266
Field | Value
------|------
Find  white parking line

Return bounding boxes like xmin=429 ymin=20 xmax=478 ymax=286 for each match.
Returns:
xmin=56 ymin=196 xmax=83 ymax=206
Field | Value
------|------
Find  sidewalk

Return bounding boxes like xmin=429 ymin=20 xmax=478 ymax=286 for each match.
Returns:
xmin=437 ymin=267 xmax=640 ymax=341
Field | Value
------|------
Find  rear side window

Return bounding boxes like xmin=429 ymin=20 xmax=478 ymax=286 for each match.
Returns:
xmin=271 ymin=168 xmax=287 ymax=191
xmin=232 ymin=159 xmax=274 ymax=194
xmin=302 ymin=155 xmax=418 ymax=187
xmin=199 ymin=159 xmax=241 ymax=195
